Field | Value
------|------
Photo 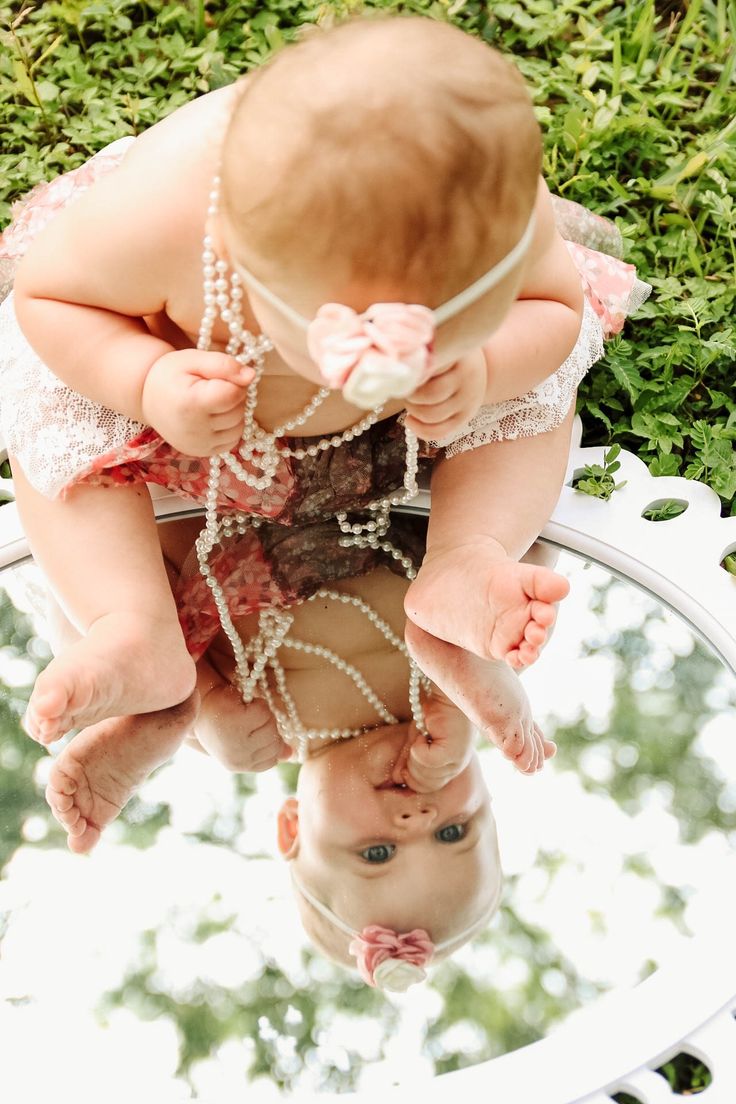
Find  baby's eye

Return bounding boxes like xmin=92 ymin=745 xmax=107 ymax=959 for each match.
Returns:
xmin=435 ymin=823 xmax=466 ymax=844
xmin=360 ymin=844 xmax=396 ymax=864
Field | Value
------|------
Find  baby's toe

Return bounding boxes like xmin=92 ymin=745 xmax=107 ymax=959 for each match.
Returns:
xmin=49 ymin=791 xmax=75 ymax=814
xmin=68 ymin=824 xmax=99 ymax=854
xmin=55 ymin=802 xmax=83 ymax=832
xmin=524 ymin=621 xmax=547 ymax=647
xmin=48 ymin=766 xmax=77 ymax=794
xmin=67 ymin=816 xmax=87 ymax=838
xmin=515 ymin=640 xmax=542 ymax=667
xmin=530 ymin=600 xmax=557 ymax=628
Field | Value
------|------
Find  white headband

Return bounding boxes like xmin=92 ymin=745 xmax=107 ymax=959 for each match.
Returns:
xmin=292 ymin=862 xmax=503 ymax=993
xmin=232 ymin=212 xmax=537 ymax=331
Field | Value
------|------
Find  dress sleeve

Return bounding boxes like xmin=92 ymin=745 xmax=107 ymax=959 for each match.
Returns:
xmin=435 ymin=297 xmax=604 ymax=458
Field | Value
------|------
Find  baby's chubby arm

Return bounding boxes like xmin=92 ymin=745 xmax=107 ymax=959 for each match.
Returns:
xmin=481 ymin=178 xmax=585 ymax=404
xmin=12 ymin=162 xmax=250 ymax=456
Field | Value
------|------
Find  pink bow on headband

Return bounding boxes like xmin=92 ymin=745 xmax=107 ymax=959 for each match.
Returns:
xmin=306 ymin=303 xmax=436 ymax=410
xmin=349 ymin=925 xmax=435 ymax=991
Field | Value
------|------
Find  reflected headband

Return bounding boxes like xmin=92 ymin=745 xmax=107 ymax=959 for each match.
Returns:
xmin=292 ymin=869 xmax=503 ymax=993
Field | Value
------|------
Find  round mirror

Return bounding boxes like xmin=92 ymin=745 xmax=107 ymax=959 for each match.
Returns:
xmin=2 ymin=523 xmax=734 ymax=1101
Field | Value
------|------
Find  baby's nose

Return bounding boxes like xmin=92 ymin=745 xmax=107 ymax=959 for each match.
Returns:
xmin=391 ymin=802 xmax=437 ymax=829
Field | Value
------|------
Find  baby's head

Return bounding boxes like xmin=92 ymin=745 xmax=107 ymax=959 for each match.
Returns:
xmin=277 ymin=722 xmax=502 ymax=990
xmin=217 ymin=16 xmax=541 ymax=382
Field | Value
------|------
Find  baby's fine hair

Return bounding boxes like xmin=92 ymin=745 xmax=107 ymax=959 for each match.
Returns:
xmin=221 ymin=15 xmax=541 ymax=305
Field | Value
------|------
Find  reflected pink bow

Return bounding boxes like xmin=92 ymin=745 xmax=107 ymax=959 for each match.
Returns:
xmin=349 ymin=924 xmax=435 ymax=987
xmin=306 ymin=303 xmax=436 ymax=393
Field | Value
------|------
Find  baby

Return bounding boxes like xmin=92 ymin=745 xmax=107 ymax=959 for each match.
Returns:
xmin=42 ymin=512 xmax=550 ymax=990
xmin=2 ymin=16 xmax=643 ymax=757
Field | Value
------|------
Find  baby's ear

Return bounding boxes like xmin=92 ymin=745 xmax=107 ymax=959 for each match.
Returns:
xmin=277 ymin=797 xmax=300 ymax=860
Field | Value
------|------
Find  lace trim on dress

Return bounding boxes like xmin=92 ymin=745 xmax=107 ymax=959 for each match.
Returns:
xmin=0 ymin=292 xmax=146 ymax=497
xmin=439 ymin=297 xmax=604 ymax=458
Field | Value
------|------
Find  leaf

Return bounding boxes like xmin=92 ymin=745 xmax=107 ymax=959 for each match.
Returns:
xmin=36 ymin=81 xmax=60 ymax=102
xmin=12 ymin=59 xmax=40 ymax=107
xmin=649 ymin=454 xmax=680 ymax=477
xmin=609 ymin=360 xmax=644 ymax=400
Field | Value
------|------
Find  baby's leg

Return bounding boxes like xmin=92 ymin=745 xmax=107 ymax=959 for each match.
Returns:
xmin=46 ymin=693 xmax=199 ymax=853
xmin=405 ymin=409 xmax=574 ymax=667
xmin=404 ymin=620 xmax=555 ymax=775
xmin=12 ymin=458 xmax=196 ymax=743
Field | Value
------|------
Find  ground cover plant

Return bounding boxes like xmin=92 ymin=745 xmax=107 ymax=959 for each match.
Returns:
xmin=1 ymin=0 xmax=735 ymax=529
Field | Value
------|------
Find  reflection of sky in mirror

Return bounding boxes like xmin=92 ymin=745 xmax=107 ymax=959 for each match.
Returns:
xmin=1 ymin=551 xmax=735 ymax=1100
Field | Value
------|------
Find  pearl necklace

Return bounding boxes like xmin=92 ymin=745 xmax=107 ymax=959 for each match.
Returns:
xmin=195 ymin=175 xmax=429 ymax=754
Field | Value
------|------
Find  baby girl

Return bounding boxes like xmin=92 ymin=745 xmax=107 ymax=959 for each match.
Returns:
xmin=42 ymin=511 xmax=550 ymax=990
xmin=2 ymin=16 xmax=644 ymax=758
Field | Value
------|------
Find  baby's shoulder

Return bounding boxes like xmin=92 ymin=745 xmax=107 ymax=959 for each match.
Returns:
xmin=123 ymin=83 xmax=241 ymax=182
xmin=15 ymin=83 xmax=244 ymax=312
xmin=112 ymin=83 xmax=241 ymax=227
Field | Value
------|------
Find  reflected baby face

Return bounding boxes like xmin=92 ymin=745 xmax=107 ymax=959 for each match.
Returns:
xmin=278 ymin=725 xmax=501 ymax=942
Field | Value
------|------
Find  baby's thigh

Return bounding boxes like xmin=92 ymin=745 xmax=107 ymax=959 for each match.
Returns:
xmin=10 ymin=455 xmax=175 ymax=631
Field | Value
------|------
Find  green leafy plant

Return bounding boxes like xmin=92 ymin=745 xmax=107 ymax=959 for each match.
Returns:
xmin=573 ymin=444 xmax=626 ymax=501
xmin=641 ymin=499 xmax=688 ymax=521
xmin=656 ymin=1052 xmax=712 ymax=1094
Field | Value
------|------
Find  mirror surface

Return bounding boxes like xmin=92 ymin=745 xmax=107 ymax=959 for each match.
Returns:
xmin=1 ymin=537 xmax=735 ymax=1101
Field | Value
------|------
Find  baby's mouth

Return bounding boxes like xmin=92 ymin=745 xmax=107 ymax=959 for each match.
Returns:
xmin=375 ymin=780 xmax=416 ymax=795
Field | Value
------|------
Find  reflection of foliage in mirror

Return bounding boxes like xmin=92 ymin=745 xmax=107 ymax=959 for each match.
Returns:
xmin=0 ymin=588 xmax=51 ymax=869
xmin=424 ymin=899 xmax=606 ymax=1076
xmin=100 ymin=921 xmax=394 ymax=1094
xmin=1 ymin=573 xmax=735 ymax=1094
xmin=551 ymin=579 xmax=736 ymax=843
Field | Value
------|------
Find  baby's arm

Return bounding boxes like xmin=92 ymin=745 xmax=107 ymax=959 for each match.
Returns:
xmin=403 ymin=180 xmax=583 ymax=443
xmin=193 ymin=655 xmax=292 ymax=773
xmin=479 ymin=178 xmax=585 ymax=404
xmin=12 ymin=158 xmax=250 ymax=456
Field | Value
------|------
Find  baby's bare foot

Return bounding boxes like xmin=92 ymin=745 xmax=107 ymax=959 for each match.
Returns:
xmin=405 ymin=544 xmax=569 ymax=668
xmin=45 ymin=692 xmax=199 ymax=854
xmin=24 ymin=612 xmax=196 ymax=745
xmin=405 ymin=621 xmax=555 ymax=774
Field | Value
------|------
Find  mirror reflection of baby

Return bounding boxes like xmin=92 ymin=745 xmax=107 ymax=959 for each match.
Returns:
xmin=39 ymin=515 xmax=553 ymax=989
xmin=1 ymin=17 xmax=646 ymax=753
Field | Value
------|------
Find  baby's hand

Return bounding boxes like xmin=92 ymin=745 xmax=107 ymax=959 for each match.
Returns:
xmin=404 ymin=348 xmax=486 ymax=443
xmin=195 ymin=683 xmax=292 ymax=773
xmin=397 ymin=693 xmax=474 ymax=794
xmin=141 ymin=348 xmax=254 ymax=456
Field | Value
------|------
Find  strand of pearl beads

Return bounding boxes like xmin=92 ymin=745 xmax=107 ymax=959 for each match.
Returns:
xmin=201 ymin=175 xmax=387 ymax=493
xmin=196 ymin=172 xmax=430 ymax=741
